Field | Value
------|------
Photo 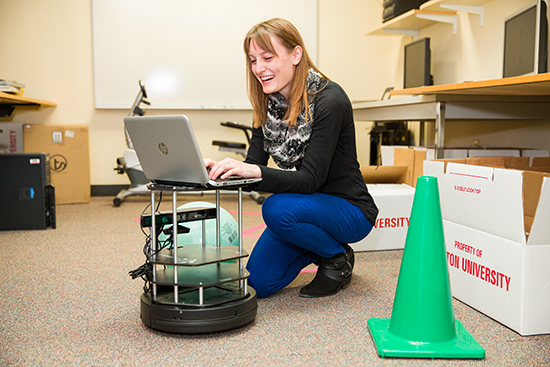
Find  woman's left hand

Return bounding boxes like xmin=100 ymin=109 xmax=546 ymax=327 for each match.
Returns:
xmin=204 ymin=158 xmax=262 ymax=180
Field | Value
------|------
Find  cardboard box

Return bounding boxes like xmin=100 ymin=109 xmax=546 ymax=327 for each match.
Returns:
xmin=382 ymin=146 xmax=548 ymax=181
xmin=24 ymin=124 xmax=90 ymax=204
xmin=360 ymin=165 xmax=409 ymax=184
xmin=384 ymin=146 xmax=549 ymax=163
xmin=361 ymin=147 xmax=425 ymax=187
xmin=0 ymin=122 xmax=24 ymax=153
xmin=358 ymin=161 xmax=416 ymax=252
xmin=351 ymin=184 xmax=415 ymax=252
xmin=424 ymin=158 xmax=550 ymax=335
xmin=382 ymin=145 xmax=468 ymax=165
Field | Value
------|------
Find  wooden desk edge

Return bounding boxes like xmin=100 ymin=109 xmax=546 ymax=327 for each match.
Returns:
xmin=390 ymin=74 xmax=550 ymax=96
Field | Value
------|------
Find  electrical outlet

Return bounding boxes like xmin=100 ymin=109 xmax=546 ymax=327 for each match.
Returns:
xmin=52 ymin=131 xmax=63 ymax=143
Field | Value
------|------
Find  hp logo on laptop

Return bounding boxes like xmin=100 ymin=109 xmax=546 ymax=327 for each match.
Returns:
xmin=158 ymin=142 xmax=169 ymax=155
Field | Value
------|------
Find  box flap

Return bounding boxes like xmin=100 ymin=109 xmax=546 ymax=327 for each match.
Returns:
xmin=366 ymin=183 xmax=415 ymax=196
xmin=391 ymin=146 xmax=428 ymax=187
xmin=527 ymin=177 xmax=550 ymax=246
xmin=393 ymin=147 xmax=414 ymax=186
xmin=412 ymin=149 xmax=426 ymax=187
xmin=423 ymin=159 xmax=444 ymax=178
xmin=360 ymin=166 xmax=408 ymax=184
xmin=424 ymin=160 xmax=527 ymax=244
xmin=466 ymin=156 xmax=529 ymax=170
xmin=446 ymin=161 xmax=494 ymax=180
xmin=530 ymin=157 xmax=550 ymax=173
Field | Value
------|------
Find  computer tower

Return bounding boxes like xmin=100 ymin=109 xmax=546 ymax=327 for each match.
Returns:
xmin=0 ymin=153 xmax=56 ymax=230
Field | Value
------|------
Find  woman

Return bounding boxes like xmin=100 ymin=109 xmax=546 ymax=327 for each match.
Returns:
xmin=205 ymin=18 xmax=378 ymax=298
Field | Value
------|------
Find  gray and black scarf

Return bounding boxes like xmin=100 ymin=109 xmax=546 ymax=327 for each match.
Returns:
xmin=262 ymin=69 xmax=325 ymax=170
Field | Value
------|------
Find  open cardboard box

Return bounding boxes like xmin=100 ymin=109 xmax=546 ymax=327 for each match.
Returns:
xmin=361 ymin=146 xmax=425 ymax=187
xmin=424 ymin=157 xmax=550 ymax=335
xmin=382 ymin=145 xmax=548 ymax=167
xmin=351 ymin=183 xmax=414 ymax=252
xmin=355 ymin=149 xmax=421 ymax=252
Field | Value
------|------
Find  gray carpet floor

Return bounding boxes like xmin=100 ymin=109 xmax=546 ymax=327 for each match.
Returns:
xmin=1 ymin=194 xmax=549 ymax=366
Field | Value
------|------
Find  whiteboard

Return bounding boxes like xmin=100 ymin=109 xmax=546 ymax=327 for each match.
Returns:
xmin=92 ymin=0 xmax=318 ymax=109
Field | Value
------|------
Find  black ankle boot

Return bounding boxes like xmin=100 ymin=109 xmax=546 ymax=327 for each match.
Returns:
xmin=299 ymin=244 xmax=354 ymax=298
xmin=342 ymin=243 xmax=355 ymax=268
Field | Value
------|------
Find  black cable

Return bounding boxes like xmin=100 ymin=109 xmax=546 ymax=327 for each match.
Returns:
xmin=130 ymin=191 xmax=167 ymax=292
xmin=139 ymin=191 xmax=163 ymax=237
xmin=128 ymin=262 xmax=152 ymax=280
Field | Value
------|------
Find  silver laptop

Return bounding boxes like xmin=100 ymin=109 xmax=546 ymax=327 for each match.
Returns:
xmin=124 ymin=115 xmax=262 ymax=188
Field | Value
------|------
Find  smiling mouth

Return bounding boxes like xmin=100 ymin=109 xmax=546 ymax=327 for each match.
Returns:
xmin=260 ymin=75 xmax=275 ymax=83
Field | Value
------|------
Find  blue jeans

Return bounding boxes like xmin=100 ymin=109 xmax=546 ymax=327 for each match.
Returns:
xmin=246 ymin=193 xmax=374 ymax=298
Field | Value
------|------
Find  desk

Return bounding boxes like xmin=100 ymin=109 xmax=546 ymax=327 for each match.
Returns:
xmin=353 ymin=74 xmax=550 ymax=158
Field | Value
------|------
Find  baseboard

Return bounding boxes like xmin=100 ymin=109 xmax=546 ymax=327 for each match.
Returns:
xmin=91 ymin=185 xmax=129 ymax=197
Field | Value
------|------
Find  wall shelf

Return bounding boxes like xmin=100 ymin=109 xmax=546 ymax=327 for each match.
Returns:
xmin=0 ymin=92 xmax=57 ymax=117
xmin=366 ymin=0 xmax=495 ymax=38
xmin=0 ymin=92 xmax=57 ymax=107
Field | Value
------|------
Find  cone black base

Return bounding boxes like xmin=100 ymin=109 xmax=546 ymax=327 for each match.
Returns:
xmin=368 ymin=318 xmax=485 ymax=359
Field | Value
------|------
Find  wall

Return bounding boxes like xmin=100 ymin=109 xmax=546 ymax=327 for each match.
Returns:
xmin=1 ymin=0 xmax=549 ymax=189
xmin=0 ymin=0 xmax=385 ymax=187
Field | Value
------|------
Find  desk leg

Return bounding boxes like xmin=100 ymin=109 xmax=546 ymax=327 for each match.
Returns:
xmin=435 ymin=102 xmax=446 ymax=159
xmin=419 ymin=121 xmax=425 ymax=147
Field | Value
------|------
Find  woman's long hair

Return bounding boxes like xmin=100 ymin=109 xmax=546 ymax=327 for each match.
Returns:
xmin=243 ymin=18 xmax=327 ymax=128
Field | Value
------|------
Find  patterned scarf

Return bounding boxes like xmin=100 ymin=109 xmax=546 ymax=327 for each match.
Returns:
xmin=262 ymin=69 xmax=325 ymax=170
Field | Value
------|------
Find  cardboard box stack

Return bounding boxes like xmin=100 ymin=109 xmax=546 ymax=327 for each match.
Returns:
xmin=24 ymin=124 xmax=90 ymax=204
xmin=424 ymin=156 xmax=550 ymax=335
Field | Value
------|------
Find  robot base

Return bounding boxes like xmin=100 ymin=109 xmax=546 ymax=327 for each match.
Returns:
xmin=140 ymin=287 xmax=257 ymax=334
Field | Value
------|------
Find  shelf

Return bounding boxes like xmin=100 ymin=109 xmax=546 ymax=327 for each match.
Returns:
xmin=369 ymin=9 xmax=457 ymax=37
xmin=0 ymin=92 xmax=57 ymax=107
xmin=150 ymin=245 xmax=248 ymax=266
xmin=367 ymin=0 xmax=495 ymax=38
xmin=151 ymin=262 xmax=250 ymax=287
xmin=154 ymin=283 xmax=249 ymax=307
xmin=0 ymin=92 xmax=57 ymax=118
xmin=425 ymin=0 xmax=494 ymax=12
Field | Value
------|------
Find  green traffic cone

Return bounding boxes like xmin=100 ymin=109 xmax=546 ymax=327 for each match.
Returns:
xmin=368 ymin=176 xmax=485 ymax=359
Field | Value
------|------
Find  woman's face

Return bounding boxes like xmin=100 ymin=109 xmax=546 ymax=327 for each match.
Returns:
xmin=248 ymin=35 xmax=302 ymax=99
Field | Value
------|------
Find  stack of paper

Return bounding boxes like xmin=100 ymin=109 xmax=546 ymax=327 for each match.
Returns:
xmin=0 ymin=79 xmax=25 ymax=94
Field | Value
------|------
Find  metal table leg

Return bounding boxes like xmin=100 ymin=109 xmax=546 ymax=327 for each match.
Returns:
xmin=435 ymin=102 xmax=446 ymax=159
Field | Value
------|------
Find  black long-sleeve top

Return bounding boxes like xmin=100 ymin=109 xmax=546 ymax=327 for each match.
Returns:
xmin=245 ymin=80 xmax=378 ymax=225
